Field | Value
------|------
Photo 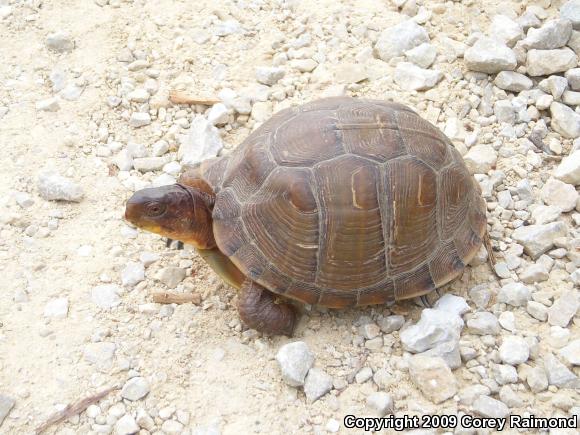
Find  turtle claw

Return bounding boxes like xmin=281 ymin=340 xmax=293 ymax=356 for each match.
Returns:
xmin=419 ymin=295 xmax=432 ymax=308
xmin=165 ymin=238 xmax=184 ymax=250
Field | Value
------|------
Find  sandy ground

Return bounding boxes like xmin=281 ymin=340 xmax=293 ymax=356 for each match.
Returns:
xmin=0 ymin=1 xmax=578 ymax=434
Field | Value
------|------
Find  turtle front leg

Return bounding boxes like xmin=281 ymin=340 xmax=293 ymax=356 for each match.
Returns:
xmin=238 ymin=280 xmax=297 ymax=337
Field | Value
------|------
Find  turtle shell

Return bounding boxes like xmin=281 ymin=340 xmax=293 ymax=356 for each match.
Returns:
xmin=195 ymin=97 xmax=487 ymax=308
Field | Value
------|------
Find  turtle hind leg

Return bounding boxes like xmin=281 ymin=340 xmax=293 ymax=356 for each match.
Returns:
xmin=237 ymin=280 xmax=297 ymax=337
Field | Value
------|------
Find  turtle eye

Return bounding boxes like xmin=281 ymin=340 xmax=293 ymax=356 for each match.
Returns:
xmin=146 ymin=202 xmax=166 ymax=217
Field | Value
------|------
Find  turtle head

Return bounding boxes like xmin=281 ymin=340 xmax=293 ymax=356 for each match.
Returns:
xmin=125 ymin=184 xmax=216 ymax=249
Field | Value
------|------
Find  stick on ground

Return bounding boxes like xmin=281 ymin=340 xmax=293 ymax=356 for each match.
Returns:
xmin=169 ymin=90 xmax=220 ymax=106
xmin=152 ymin=291 xmax=201 ymax=305
xmin=35 ymin=385 xmax=120 ymax=434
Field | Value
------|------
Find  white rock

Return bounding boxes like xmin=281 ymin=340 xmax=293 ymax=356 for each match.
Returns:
xmin=92 ymin=284 xmax=121 ymax=309
xmin=420 ymin=340 xmax=462 ymax=369
xmin=463 ymin=145 xmax=498 ymax=174
xmin=366 ymin=392 xmax=394 ymax=416
xmin=404 ymin=42 xmax=437 ymax=68
xmin=378 ymin=315 xmax=405 ymax=333
xmin=291 ymin=59 xmax=318 ymax=73
xmin=550 ymin=102 xmax=580 ymax=138
xmin=393 ymin=62 xmax=442 ymax=91
xmin=276 ymin=341 xmax=315 ymax=387
xmin=497 ymin=283 xmax=531 ymax=306
xmin=133 ymin=157 xmax=169 ymax=173
xmin=303 ymin=368 xmax=332 ymax=402
xmin=539 ymin=76 xmax=568 ymax=99
xmin=548 ymin=290 xmax=579 ymax=327
xmin=499 ymin=336 xmax=530 ymax=365
xmin=44 ymin=297 xmax=69 ymax=318
xmin=492 ymin=364 xmax=518 ymax=385
xmin=152 ymin=140 xmax=169 ymax=157
xmin=464 ymin=37 xmax=517 ymax=74
xmin=178 ymin=116 xmax=223 ymax=165
xmin=467 ymin=312 xmax=500 ymax=335
xmin=498 ymin=311 xmax=516 ymax=332
xmin=543 ymin=353 xmax=578 ymax=387
xmin=526 ymin=48 xmax=577 ymax=76
xmin=493 ymin=71 xmax=533 ymax=92
xmin=155 ymin=267 xmax=186 ymax=288
xmin=472 ymin=396 xmax=509 ymax=418
xmin=374 ymin=20 xmax=429 ymax=62
xmin=494 ymin=100 xmax=515 ymax=124
xmin=255 ymin=67 xmax=285 ymax=86
xmin=527 ymin=366 xmax=549 ymax=392
xmin=565 ymin=68 xmax=580 ymax=90
xmin=563 ymin=89 xmax=580 ymax=106
xmin=511 ymin=222 xmax=568 ymax=259
xmin=121 ymin=262 xmax=145 ymax=287
xmin=541 ymin=178 xmax=579 ymax=212
xmin=334 ymin=63 xmax=368 ymax=84
xmin=554 ymin=150 xmax=580 ymax=185
xmin=36 ymin=97 xmax=60 ymax=112
xmin=84 ymin=342 xmax=116 ymax=369
xmin=45 ymin=32 xmax=74 ymax=52
xmin=129 ymin=112 xmax=151 ymax=128
xmin=115 ymin=414 xmax=139 ymax=435
xmin=121 ymin=377 xmax=150 ymax=401
xmin=207 ymin=103 xmax=229 ymax=126
xmin=559 ymin=339 xmax=580 ymax=365
xmin=38 ymin=171 xmax=84 ymax=202
xmin=400 ymin=309 xmax=463 ymax=353
xmin=561 ymin=1 xmax=580 ymax=30
xmin=532 ymin=205 xmax=562 ymax=225
xmin=161 ymin=420 xmax=184 ymax=434
xmin=408 ymin=356 xmax=457 ymax=404
xmin=522 ymin=19 xmax=573 ymax=49
xmin=489 ymin=15 xmax=523 ymax=47
xmin=127 ymin=89 xmax=150 ymax=103
xmin=433 ymin=294 xmax=470 ymax=316
xmin=520 ymin=265 xmax=549 ymax=284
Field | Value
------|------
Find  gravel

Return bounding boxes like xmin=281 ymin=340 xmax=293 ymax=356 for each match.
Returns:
xmin=37 ymin=171 xmax=84 ymax=202
xmin=43 ymin=297 xmax=69 ymax=318
xmin=472 ymin=395 xmax=510 ymax=418
xmin=0 ymin=394 xmax=15 ymax=428
xmin=374 ymin=20 xmax=429 ymax=62
xmin=276 ymin=342 xmax=315 ymax=387
xmin=494 ymin=71 xmax=533 ymax=92
xmin=511 ymin=222 xmax=568 ymax=259
xmin=83 ymin=342 xmax=116 ymax=370
xmin=393 ymin=62 xmax=442 ymax=91
xmin=554 ymin=149 xmax=580 ymax=184
xmin=522 ymin=19 xmax=573 ymax=49
xmin=499 ymin=336 xmax=530 ymax=365
xmin=497 ymin=283 xmax=531 ymax=306
xmin=115 ymin=414 xmax=139 ymax=435
xmin=559 ymin=339 xmax=580 ymax=365
xmin=121 ymin=262 xmax=145 ymax=287
xmin=178 ymin=116 xmax=224 ymax=166
xmin=467 ymin=312 xmax=500 ymax=335
xmin=540 ymin=178 xmax=579 ymax=212
xmin=92 ymin=284 xmax=122 ymax=310
xmin=45 ymin=31 xmax=74 ymax=52
xmin=561 ymin=1 xmax=580 ymax=30
xmin=255 ymin=67 xmax=285 ymax=86
xmin=408 ymin=355 xmax=457 ymax=404
xmin=400 ymin=308 xmax=463 ymax=353
xmin=543 ymin=353 xmax=578 ymax=387
xmin=366 ymin=392 xmax=393 ymax=416
xmin=548 ymin=290 xmax=579 ymax=327
xmin=121 ymin=377 xmax=150 ymax=401
xmin=303 ymin=368 xmax=332 ymax=402
xmin=526 ymin=48 xmax=578 ymax=76
xmin=464 ymin=37 xmax=517 ymax=73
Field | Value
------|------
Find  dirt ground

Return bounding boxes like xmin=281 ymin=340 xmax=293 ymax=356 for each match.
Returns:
xmin=0 ymin=0 xmax=578 ymax=434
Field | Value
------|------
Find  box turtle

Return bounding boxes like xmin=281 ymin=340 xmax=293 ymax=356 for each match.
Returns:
xmin=125 ymin=97 xmax=490 ymax=336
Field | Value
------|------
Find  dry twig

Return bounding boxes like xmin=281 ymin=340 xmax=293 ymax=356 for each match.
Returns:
xmin=35 ymin=385 xmax=119 ymax=434
xmin=169 ymin=90 xmax=219 ymax=106
xmin=152 ymin=291 xmax=201 ymax=305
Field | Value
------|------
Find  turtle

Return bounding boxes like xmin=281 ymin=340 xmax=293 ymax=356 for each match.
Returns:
xmin=125 ymin=97 xmax=491 ymax=336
